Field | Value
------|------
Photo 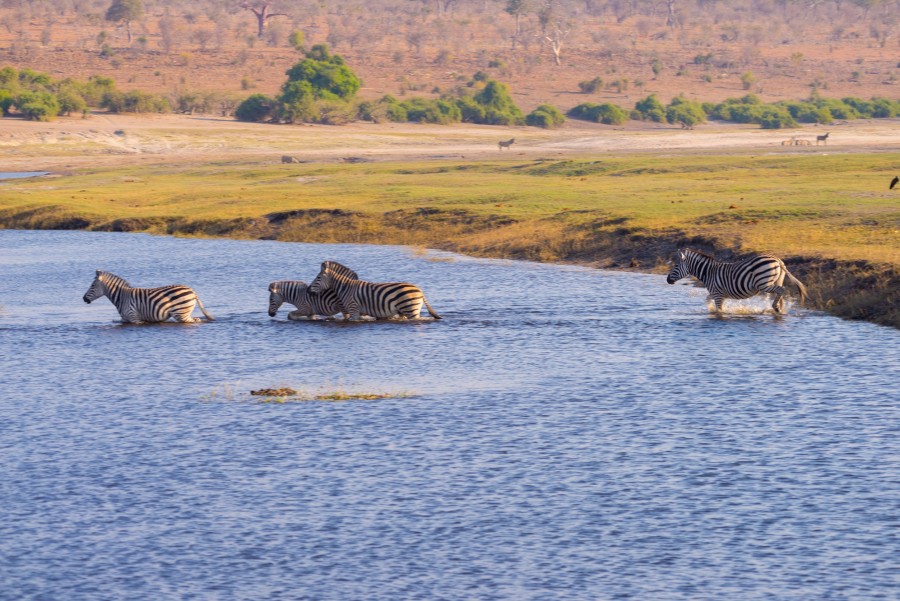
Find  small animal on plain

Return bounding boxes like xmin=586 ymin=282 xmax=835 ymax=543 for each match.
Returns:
xmin=83 ymin=270 xmax=214 ymax=323
xmin=666 ymin=249 xmax=807 ymax=315
xmin=795 ymin=139 xmax=812 ymax=146
xmin=281 ymin=155 xmax=298 ymax=164
xmin=890 ymin=175 xmax=898 ymax=190
xmin=498 ymin=138 xmax=515 ymax=151
xmin=816 ymin=132 xmax=830 ymax=145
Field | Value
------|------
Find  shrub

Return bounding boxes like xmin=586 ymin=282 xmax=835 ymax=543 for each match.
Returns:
xmin=56 ymin=88 xmax=88 ymax=115
xmin=282 ymin=44 xmax=361 ymax=101
xmin=357 ymin=95 xmax=408 ymax=123
xmin=665 ymin=97 xmax=706 ymax=128
xmin=526 ymin=104 xmax=565 ymax=128
xmin=568 ymin=102 xmax=628 ymax=125
xmin=16 ymin=90 xmax=59 ymax=121
xmin=101 ymin=90 xmax=169 ymax=113
xmin=469 ymin=80 xmax=524 ymax=125
xmin=235 ymin=93 xmax=276 ymax=122
xmin=0 ymin=89 xmax=15 ymax=115
xmin=634 ymin=94 xmax=665 ymax=122
xmin=578 ymin=77 xmax=603 ymax=93
xmin=756 ymin=106 xmax=797 ymax=129
xmin=400 ymin=97 xmax=461 ymax=124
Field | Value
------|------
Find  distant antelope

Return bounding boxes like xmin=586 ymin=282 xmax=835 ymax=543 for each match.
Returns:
xmin=781 ymin=137 xmax=796 ymax=146
xmin=795 ymin=139 xmax=812 ymax=146
xmin=816 ymin=132 xmax=830 ymax=145
xmin=498 ymin=138 xmax=515 ymax=151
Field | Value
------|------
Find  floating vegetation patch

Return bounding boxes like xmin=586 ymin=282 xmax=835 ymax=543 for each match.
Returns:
xmin=249 ymin=387 xmax=413 ymax=403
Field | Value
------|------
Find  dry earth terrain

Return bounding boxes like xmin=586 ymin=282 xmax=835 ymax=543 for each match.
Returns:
xmin=1 ymin=112 xmax=898 ymax=172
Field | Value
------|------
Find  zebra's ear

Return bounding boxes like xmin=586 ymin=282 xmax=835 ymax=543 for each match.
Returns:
xmin=96 ymin=269 xmax=102 ymax=276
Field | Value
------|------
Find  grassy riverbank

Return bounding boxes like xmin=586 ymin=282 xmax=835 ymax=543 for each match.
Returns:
xmin=1 ymin=150 xmax=898 ymax=327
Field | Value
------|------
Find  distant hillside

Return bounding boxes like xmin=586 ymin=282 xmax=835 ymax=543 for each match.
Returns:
xmin=1 ymin=0 xmax=897 ymax=112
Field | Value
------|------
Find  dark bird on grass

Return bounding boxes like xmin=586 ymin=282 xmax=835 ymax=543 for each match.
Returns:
xmin=891 ymin=176 xmax=899 ymax=190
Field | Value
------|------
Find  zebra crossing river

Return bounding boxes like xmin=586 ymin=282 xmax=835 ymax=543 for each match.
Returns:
xmin=1 ymin=230 xmax=898 ymax=600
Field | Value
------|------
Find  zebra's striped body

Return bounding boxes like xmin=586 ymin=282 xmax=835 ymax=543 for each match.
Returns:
xmin=666 ymin=249 xmax=807 ymax=314
xmin=308 ymin=260 xmax=441 ymax=321
xmin=268 ymin=280 xmax=348 ymax=320
xmin=83 ymin=270 xmax=214 ymax=323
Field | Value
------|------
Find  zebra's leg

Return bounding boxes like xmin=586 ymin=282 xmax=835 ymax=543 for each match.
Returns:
xmin=707 ymin=294 xmax=724 ymax=313
xmin=761 ymin=284 xmax=786 ymax=314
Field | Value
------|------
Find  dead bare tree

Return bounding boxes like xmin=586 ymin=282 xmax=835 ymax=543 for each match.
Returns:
xmin=543 ymin=23 xmax=569 ymax=65
xmin=238 ymin=1 xmax=287 ymax=38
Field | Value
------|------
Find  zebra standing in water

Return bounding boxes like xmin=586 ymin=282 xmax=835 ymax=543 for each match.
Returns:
xmin=308 ymin=260 xmax=442 ymax=321
xmin=666 ymin=249 xmax=807 ymax=314
xmin=268 ymin=280 xmax=349 ymax=320
xmin=83 ymin=270 xmax=215 ymax=323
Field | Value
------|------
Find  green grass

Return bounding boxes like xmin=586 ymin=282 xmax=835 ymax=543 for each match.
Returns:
xmin=2 ymin=152 xmax=897 ymax=264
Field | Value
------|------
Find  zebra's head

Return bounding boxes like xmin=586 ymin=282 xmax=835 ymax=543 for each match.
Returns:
xmin=666 ymin=250 xmax=689 ymax=285
xmin=83 ymin=270 xmax=108 ymax=303
xmin=267 ymin=281 xmax=285 ymax=317
xmin=308 ymin=261 xmax=358 ymax=296
xmin=84 ymin=270 xmax=129 ymax=304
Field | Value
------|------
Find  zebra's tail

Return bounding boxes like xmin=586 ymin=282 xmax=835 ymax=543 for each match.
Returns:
xmin=196 ymin=296 xmax=216 ymax=321
xmin=423 ymin=298 xmax=442 ymax=320
xmin=783 ymin=266 xmax=808 ymax=305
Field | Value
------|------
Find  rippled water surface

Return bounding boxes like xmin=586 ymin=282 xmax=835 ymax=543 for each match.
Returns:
xmin=1 ymin=230 xmax=898 ymax=600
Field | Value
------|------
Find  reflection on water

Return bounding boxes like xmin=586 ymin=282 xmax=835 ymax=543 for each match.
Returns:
xmin=1 ymin=230 xmax=897 ymax=600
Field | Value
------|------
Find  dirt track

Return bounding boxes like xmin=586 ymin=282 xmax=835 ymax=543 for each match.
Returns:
xmin=1 ymin=113 xmax=898 ymax=172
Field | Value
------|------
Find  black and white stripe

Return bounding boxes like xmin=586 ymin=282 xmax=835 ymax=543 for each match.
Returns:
xmin=308 ymin=261 xmax=441 ymax=321
xmin=83 ymin=270 xmax=214 ymax=323
xmin=666 ymin=249 xmax=808 ymax=314
xmin=268 ymin=280 xmax=347 ymax=320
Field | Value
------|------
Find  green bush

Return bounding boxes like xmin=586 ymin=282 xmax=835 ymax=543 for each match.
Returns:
xmin=526 ymin=104 xmax=566 ymax=128
xmin=235 ymin=93 xmax=276 ymax=122
xmin=756 ymin=106 xmax=797 ymax=129
xmin=56 ymin=88 xmax=88 ymax=116
xmin=665 ymin=97 xmax=706 ymax=128
xmin=568 ymin=102 xmax=629 ymax=125
xmin=634 ymin=94 xmax=666 ymax=122
xmin=471 ymin=80 xmax=524 ymax=125
xmin=282 ymin=44 xmax=361 ymax=102
xmin=16 ymin=90 xmax=59 ymax=121
xmin=101 ymin=90 xmax=169 ymax=113
xmin=0 ymin=89 xmax=14 ymax=116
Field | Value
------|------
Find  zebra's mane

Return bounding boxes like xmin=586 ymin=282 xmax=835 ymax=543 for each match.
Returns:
xmin=98 ymin=270 xmax=131 ymax=288
xmin=684 ymin=248 xmax=717 ymax=261
xmin=322 ymin=261 xmax=359 ymax=281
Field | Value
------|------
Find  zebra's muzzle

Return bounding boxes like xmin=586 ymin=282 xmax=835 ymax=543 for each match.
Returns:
xmin=666 ymin=276 xmax=676 ymax=285
xmin=83 ymin=295 xmax=92 ymax=303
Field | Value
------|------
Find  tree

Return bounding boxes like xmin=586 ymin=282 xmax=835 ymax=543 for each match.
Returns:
xmin=105 ymin=0 xmax=143 ymax=44
xmin=505 ymin=0 xmax=529 ymax=46
xmin=239 ymin=1 xmax=288 ymax=39
xmin=282 ymin=44 xmax=361 ymax=101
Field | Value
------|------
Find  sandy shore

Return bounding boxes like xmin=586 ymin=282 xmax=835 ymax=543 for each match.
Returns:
xmin=1 ymin=113 xmax=898 ymax=172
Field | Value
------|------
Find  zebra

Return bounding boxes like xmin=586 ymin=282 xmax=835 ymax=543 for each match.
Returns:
xmin=666 ymin=249 xmax=808 ymax=314
xmin=498 ymin=138 xmax=515 ymax=151
xmin=308 ymin=260 xmax=442 ymax=321
xmin=83 ymin=270 xmax=215 ymax=323
xmin=268 ymin=280 xmax=349 ymax=320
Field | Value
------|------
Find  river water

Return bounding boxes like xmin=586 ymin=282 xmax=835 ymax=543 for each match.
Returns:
xmin=1 ymin=230 xmax=897 ymax=600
